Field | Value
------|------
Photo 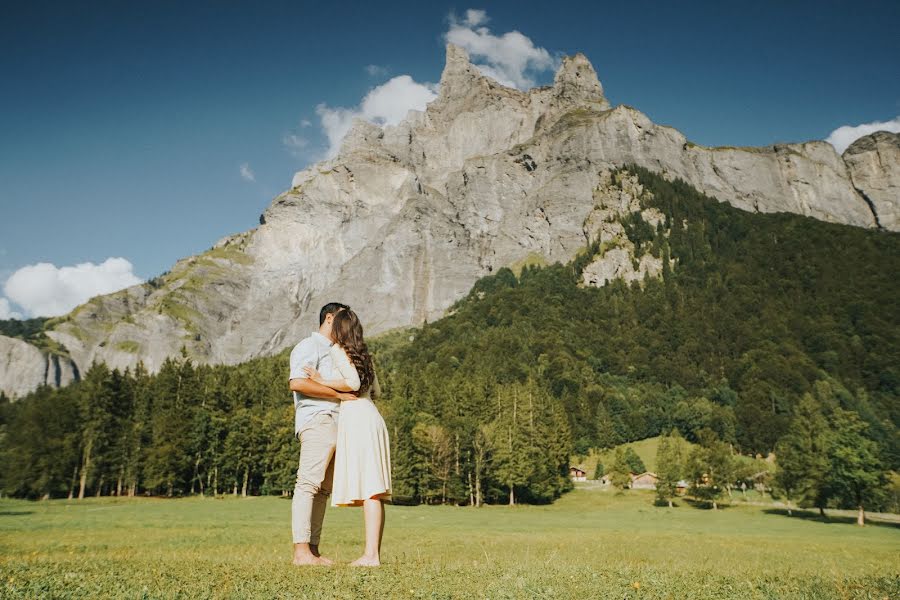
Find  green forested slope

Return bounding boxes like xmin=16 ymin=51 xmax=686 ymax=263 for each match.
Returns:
xmin=1 ymin=168 xmax=896 ymax=508
xmin=375 ymin=166 xmax=899 ymax=495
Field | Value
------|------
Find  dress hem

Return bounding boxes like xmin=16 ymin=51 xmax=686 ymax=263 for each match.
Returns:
xmin=332 ymin=490 xmax=392 ymax=507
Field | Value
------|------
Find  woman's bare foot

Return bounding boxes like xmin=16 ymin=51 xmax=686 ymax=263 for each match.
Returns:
xmin=349 ymin=555 xmax=380 ymax=567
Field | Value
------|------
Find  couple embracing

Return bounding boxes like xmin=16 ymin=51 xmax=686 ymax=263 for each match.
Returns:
xmin=288 ymin=302 xmax=392 ymax=567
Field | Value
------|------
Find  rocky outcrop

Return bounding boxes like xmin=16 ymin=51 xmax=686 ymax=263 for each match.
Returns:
xmin=581 ymin=170 xmax=672 ymax=288
xmin=0 ymin=335 xmax=78 ymax=398
xmin=843 ymin=131 xmax=900 ymax=230
xmin=4 ymin=42 xmax=897 ymax=397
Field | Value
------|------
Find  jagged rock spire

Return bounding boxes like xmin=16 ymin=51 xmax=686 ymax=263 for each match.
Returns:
xmin=429 ymin=43 xmax=490 ymax=111
xmin=551 ymin=53 xmax=609 ymax=111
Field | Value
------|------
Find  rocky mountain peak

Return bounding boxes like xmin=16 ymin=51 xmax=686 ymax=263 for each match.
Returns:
xmin=844 ymin=130 xmax=900 ymax=156
xmin=551 ymin=52 xmax=609 ymax=111
xmin=441 ymin=42 xmax=476 ymax=81
xmin=433 ymin=43 xmax=488 ymax=103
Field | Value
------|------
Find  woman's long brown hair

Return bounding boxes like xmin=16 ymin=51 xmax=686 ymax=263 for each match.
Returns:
xmin=331 ymin=308 xmax=375 ymax=393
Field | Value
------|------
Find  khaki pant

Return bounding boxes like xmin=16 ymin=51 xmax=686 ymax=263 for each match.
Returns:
xmin=291 ymin=412 xmax=338 ymax=545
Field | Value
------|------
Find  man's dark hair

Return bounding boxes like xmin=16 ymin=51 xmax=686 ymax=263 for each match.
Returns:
xmin=319 ymin=302 xmax=350 ymax=326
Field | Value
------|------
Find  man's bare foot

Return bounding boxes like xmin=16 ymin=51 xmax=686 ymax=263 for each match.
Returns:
xmin=292 ymin=555 xmax=325 ymax=566
xmin=292 ymin=551 xmax=332 ymax=566
xmin=292 ymin=542 xmax=334 ymax=566
xmin=350 ymin=555 xmax=380 ymax=567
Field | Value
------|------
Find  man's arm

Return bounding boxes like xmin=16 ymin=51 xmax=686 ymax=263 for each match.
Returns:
xmin=289 ymin=377 xmax=347 ymax=400
xmin=304 ymin=345 xmax=360 ymax=392
xmin=288 ymin=338 xmax=357 ymax=400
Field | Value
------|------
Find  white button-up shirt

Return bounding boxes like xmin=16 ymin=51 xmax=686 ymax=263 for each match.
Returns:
xmin=289 ymin=331 xmax=341 ymax=434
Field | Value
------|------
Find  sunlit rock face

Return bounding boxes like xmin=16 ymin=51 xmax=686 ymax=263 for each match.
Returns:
xmin=843 ymin=131 xmax=900 ymax=231
xmin=3 ymin=43 xmax=893 ymax=397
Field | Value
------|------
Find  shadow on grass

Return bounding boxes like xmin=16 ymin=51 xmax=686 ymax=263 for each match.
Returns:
xmin=0 ymin=511 xmax=34 ymax=516
xmin=680 ymin=497 xmax=735 ymax=510
xmin=648 ymin=497 xmax=737 ymax=510
xmin=762 ymin=507 xmax=900 ymax=530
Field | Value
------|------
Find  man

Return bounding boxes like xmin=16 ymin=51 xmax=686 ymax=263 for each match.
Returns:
xmin=288 ymin=302 xmax=356 ymax=566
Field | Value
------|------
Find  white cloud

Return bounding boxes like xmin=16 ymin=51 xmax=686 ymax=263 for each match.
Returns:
xmin=444 ymin=8 xmax=558 ymax=90
xmin=316 ymin=75 xmax=439 ymax=158
xmin=825 ymin=116 xmax=900 ymax=154
xmin=282 ymin=133 xmax=309 ymax=158
xmin=3 ymin=258 xmax=143 ymax=318
xmin=365 ymin=64 xmax=388 ymax=77
xmin=239 ymin=162 xmax=256 ymax=182
xmin=0 ymin=298 xmax=22 ymax=320
xmin=299 ymin=119 xmax=312 ymax=127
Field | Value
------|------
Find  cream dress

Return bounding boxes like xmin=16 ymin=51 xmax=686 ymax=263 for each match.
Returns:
xmin=329 ymin=344 xmax=392 ymax=507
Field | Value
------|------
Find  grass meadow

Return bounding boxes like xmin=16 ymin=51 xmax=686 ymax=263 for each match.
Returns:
xmin=1 ymin=487 xmax=897 ymax=599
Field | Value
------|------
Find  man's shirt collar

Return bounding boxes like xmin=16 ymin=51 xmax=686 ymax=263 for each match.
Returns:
xmin=312 ymin=331 xmax=334 ymax=346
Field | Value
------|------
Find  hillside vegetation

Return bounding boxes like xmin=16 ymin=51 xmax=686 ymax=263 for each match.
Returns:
xmin=1 ymin=169 xmax=896 ymax=514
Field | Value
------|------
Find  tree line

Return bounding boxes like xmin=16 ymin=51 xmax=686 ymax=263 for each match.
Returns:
xmin=647 ymin=385 xmax=892 ymax=525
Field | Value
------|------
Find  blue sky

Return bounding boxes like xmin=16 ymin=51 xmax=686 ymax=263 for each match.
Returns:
xmin=1 ymin=0 xmax=898 ymax=318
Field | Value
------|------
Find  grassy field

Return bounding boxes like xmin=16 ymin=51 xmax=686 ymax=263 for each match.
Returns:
xmin=1 ymin=488 xmax=897 ymax=599
xmin=577 ymin=437 xmax=667 ymax=475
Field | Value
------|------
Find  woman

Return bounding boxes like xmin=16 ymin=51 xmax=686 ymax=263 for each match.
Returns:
xmin=302 ymin=308 xmax=391 ymax=567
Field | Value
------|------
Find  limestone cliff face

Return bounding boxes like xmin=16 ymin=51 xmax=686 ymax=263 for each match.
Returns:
xmin=0 ymin=335 xmax=78 ymax=398
xmin=843 ymin=131 xmax=900 ymax=230
xmin=2 ymin=43 xmax=896 ymax=398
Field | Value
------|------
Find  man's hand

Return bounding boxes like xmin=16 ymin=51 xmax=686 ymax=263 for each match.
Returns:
xmin=337 ymin=391 xmax=359 ymax=401
xmin=302 ymin=365 xmax=323 ymax=383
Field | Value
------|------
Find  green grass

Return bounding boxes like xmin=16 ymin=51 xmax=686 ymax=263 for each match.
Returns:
xmin=1 ymin=489 xmax=897 ymax=599
xmin=115 ymin=340 xmax=141 ymax=354
xmin=579 ymin=436 xmax=668 ymax=475
xmin=156 ymin=298 xmax=202 ymax=332
xmin=203 ymin=245 xmax=254 ymax=266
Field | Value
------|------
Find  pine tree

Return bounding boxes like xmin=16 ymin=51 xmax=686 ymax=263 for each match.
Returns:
xmin=610 ymin=447 xmax=632 ymax=489
xmin=825 ymin=408 xmax=889 ymax=526
xmin=686 ymin=429 xmax=734 ymax=510
xmin=622 ymin=446 xmax=646 ymax=474
xmin=472 ymin=424 xmax=492 ymax=507
xmin=489 ymin=385 xmax=534 ymax=505
xmin=656 ymin=432 xmax=687 ymax=507
xmin=773 ymin=394 xmax=830 ymax=515
xmin=121 ymin=362 xmax=151 ymax=496
xmin=76 ymin=363 xmax=117 ymax=499
xmin=144 ymin=356 xmax=198 ymax=496
xmin=412 ymin=422 xmax=454 ymax=504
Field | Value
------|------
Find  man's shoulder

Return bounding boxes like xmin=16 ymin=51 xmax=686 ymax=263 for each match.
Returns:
xmin=290 ymin=335 xmax=316 ymax=355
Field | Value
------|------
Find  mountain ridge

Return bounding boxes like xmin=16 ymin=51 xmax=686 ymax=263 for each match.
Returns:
xmin=1 ymin=42 xmax=897 ymax=398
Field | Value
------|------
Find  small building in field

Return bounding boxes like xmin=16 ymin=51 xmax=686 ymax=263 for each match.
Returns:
xmin=569 ymin=466 xmax=587 ymax=482
xmin=599 ymin=473 xmax=613 ymax=486
xmin=630 ymin=471 xmax=659 ymax=490
xmin=675 ymin=479 xmax=689 ymax=495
